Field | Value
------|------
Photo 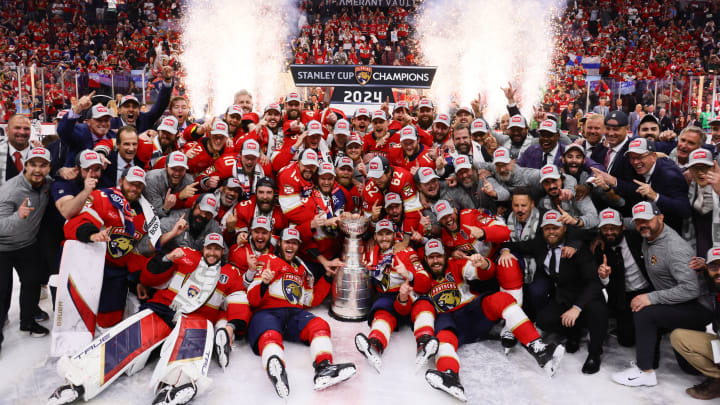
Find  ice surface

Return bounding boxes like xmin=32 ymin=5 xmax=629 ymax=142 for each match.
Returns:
xmin=0 ymin=275 xmax=706 ymax=405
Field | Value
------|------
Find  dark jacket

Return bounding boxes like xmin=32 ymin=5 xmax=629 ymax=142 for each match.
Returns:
xmin=502 ymin=237 xmax=604 ymax=309
xmin=614 ymin=156 xmax=691 ymax=233
xmin=57 ymin=114 xmax=117 ymax=168
xmin=593 ymin=231 xmax=651 ymax=312
xmin=110 ymin=79 xmax=174 ymax=133
xmin=98 ymin=150 xmax=145 ymax=188
xmin=517 ymin=143 xmax=565 ymax=170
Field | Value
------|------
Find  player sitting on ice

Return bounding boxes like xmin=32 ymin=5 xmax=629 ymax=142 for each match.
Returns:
xmin=355 ymin=219 xmax=436 ymax=373
xmin=47 ymin=233 xmax=250 ymax=405
xmin=247 ymin=228 xmax=356 ymax=399
xmin=407 ymin=239 xmax=565 ymax=402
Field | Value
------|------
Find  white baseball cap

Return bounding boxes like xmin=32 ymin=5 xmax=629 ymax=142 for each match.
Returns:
xmin=399 ymin=125 xmax=417 ymax=142
xmin=539 ymin=164 xmax=561 ymax=182
xmin=384 ymin=192 xmax=402 ymax=208
xmin=455 ymin=105 xmax=475 ymax=118
xmin=251 ymin=215 xmax=273 ymax=232
xmin=91 ymin=104 xmax=112 ymax=119
xmin=227 ymin=104 xmax=244 ymax=117
xmin=507 ymin=114 xmax=527 ymax=129
xmin=347 ymin=133 xmax=364 ymax=146
xmin=394 ymin=101 xmax=410 ymax=113
xmin=198 ymin=193 xmax=219 ymax=217
xmin=225 ymin=178 xmax=243 ymax=189
xmin=538 ymin=119 xmax=558 ymax=134
xmin=307 ymin=120 xmax=324 ymax=136
xmin=334 ymin=119 xmax=351 ymax=136
xmin=598 ymin=208 xmax=622 ymax=227
xmin=631 ymin=201 xmax=660 ymax=221
xmin=282 ymin=227 xmax=301 ymax=242
xmin=119 ymin=95 xmax=140 ymax=107
xmin=367 ymin=156 xmax=390 ymax=179
xmin=299 ymin=149 xmax=320 ymax=167
xmin=157 ymin=116 xmax=179 ymax=134
xmin=418 ymin=99 xmax=434 ymax=110
xmin=470 ymin=118 xmax=489 ymax=134
xmin=286 ymin=91 xmax=302 ymax=104
xmin=371 ymin=110 xmax=387 ymax=122
xmin=541 ymin=210 xmax=563 ymax=227
xmin=318 ymin=161 xmax=336 ymax=177
xmin=354 ymin=107 xmax=371 ymax=118
xmin=28 ymin=147 xmax=52 ymax=163
xmin=264 ymin=103 xmax=282 ymax=114
xmin=493 ymin=147 xmax=512 ymax=164
xmin=211 ymin=120 xmax=229 ymax=137
xmin=688 ymin=149 xmax=714 ymax=167
xmin=706 ymin=247 xmax=720 ymax=264
xmin=78 ymin=149 xmax=102 ymax=169
xmin=123 ymin=166 xmax=146 ymax=184
xmin=454 ymin=155 xmax=473 ymax=172
xmin=433 ymin=113 xmax=451 ymax=127
xmin=417 ymin=167 xmax=439 ymax=184
xmin=425 ymin=238 xmax=445 ymax=256
xmin=242 ymin=139 xmax=261 ymax=157
xmin=203 ymin=232 xmax=224 ymax=247
xmin=167 ymin=151 xmax=189 ymax=169
xmin=335 ymin=156 xmax=354 ymax=169
xmin=625 ymin=138 xmax=656 ymax=155
xmin=375 ymin=219 xmax=394 ymax=233
xmin=433 ymin=199 xmax=454 ymax=221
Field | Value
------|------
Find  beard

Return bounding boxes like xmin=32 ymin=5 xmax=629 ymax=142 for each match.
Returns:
xmin=189 ymin=214 xmax=210 ymax=235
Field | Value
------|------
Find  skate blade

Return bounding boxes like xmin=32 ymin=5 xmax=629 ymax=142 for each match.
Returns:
xmin=47 ymin=386 xmax=81 ymax=405
xmin=314 ymin=366 xmax=357 ymax=390
xmin=544 ymin=345 xmax=565 ymax=377
xmin=425 ymin=373 xmax=467 ymax=402
xmin=267 ymin=357 xmax=290 ymax=399
xmin=414 ymin=338 xmax=439 ymax=374
xmin=354 ymin=334 xmax=382 ymax=373
xmin=215 ymin=331 xmax=229 ymax=370
xmin=165 ymin=386 xmax=196 ymax=405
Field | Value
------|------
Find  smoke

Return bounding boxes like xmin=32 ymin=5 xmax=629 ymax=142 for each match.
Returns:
xmin=180 ymin=0 xmax=299 ymax=116
xmin=416 ymin=0 xmax=563 ymax=122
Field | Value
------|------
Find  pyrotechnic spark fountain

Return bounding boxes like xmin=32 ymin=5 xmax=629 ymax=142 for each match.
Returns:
xmin=180 ymin=0 xmax=298 ymax=116
xmin=416 ymin=0 xmax=564 ymax=122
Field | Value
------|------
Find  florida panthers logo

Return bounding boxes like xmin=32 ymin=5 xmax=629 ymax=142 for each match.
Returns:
xmin=355 ymin=66 xmax=372 ymax=85
xmin=430 ymin=282 xmax=461 ymax=312
xmin=282 ymin=273 xmax=303 ymax=304
xmin=107 ymin=227 xmax=140 ymax=258
xmin=187 ymin=285 xmax=200 ymax=298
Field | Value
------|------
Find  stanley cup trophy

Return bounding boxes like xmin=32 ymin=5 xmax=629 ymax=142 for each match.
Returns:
xmin=329 ymin=217 xmax=373 ymax=321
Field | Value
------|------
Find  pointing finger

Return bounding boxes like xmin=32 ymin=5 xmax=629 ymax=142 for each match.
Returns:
xmin=603 ymin=254 xmax=607 ymax=266
xmin=633 ymin=179 xmax=645 ymax=186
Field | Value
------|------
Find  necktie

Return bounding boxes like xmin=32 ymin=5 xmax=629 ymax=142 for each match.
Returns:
xmin=604 ymin=149 xmax=613 ymax=169
xmin=613 ymin=246 xmax=625 ymax=275
xmin=13 ymin=151 xmax=22 ymax=173
xmin=548 ymin=248 xmax=557 ymax=279
xmin=543 ymin=152 xmax=550 ymax=165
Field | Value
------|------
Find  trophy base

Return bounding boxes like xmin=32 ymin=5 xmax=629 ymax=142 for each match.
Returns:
xmin=328 ymin=308 xmax=368 ymax=322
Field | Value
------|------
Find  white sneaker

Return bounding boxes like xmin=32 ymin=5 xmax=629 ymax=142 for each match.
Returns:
xmin=611 ymin=362 xmax=657 ymax=387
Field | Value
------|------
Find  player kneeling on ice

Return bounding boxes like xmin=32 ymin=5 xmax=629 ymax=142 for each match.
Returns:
xmin=247 ymin=228 xmax=356 ymax=399
xmin=355 ymin=219 xmax=435 ymax=373
xmin=404 ymin=239 xmax=564 ymax=402
xmin=48 ymin=233 xmax=251 ymax=405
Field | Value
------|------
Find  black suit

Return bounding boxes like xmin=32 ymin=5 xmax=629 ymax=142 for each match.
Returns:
xmin=593 ymin=232 xmax=652 ymax=346
xmin=4 ymin=144 xmax=21 ymax=182
xmin=503 ymin=237 xmax=608 ymax=355
xmin=99 ymin=150 xmax=145 ymax=188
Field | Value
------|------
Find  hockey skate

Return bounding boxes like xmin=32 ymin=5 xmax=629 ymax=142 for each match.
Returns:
xmin=214 ymin=328 xmax=231 ymax=370
xmin=152 ymin=382 xmax=197 ymax=405
xmin=313 ymin=360 xmax=357 ymax=390
xmin=354 ymin=333 xmax=383 ymax=373
xmin=415 ymin=334 xmax=439 ymax=373
xmin=526 ymin=339 xmax=565 ymax=377
xmin=500 ymin=326 xmax=518 ymax=355
xmin=425 ymin=369 xmax=467 ymax=402
xmin=266 ymin=355 xmax=290 ymax=399
xmin=47 ymin=384 xmax=84 ymax=405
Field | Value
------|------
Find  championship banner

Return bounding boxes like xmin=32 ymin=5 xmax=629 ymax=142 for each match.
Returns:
xmin=330 ymin=86 xmax=397 ymax=104
xmin=290 ymin=64 xmax=436 ymax=88
xmin=51 ymin=240 xmax=106 ymax=357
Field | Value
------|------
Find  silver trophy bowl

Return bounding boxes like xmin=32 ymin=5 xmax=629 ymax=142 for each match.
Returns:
xmin=329 ymin=217 xmax=373 ymax=321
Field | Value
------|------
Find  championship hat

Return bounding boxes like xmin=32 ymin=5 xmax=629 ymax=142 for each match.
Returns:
xmin=631 ymin=201 xmax=660 ymax=221
xmin=166 ymin=151 xmax=189 ymax=169
xmin=203 ymin=233 xmax=224 ymax=247
xmin=433 ymin=199 xmax=454 ymax=221
xmin=198 ymin=193 xmax=219 ymax=217
xmin=598 ymin=208 xmax=622 ymax=227
xmin=425 ymin=238 xmax=445 ymax=256
xmin=282 ymin=227 xmax=301 ymax=242
xmin=299 ymin=149 xmax=320 ymax=167
xmin=78 ymin=149 xmax=102 ymax=169
xmin=123 ymin=166 xmax=146 ymax=184
xmin=541 ymin=210 xmax=563 ymax=227
xmin=157 ymin=116 xmax=179 ymax=134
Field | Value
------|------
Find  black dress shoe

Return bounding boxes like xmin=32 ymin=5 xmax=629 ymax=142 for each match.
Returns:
xmin=20 ymin=321 xmax=49 ymax=337
xmin=34 ymin=310 xmax=49 ymax=322
xmin=582 ymin=353 xmax=601 ymax=374
xmin=565 ymin=337 xmax=580 ymax=354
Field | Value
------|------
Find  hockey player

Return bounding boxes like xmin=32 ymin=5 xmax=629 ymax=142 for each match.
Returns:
xmin=407 ymin=239 xmax=564 ymax=402
xmin=229 ymin=215 xmax=274 ymax=285
xmin=362 ymin=155 xmax=423 ymax=232
xmin=277 ymin=148 xmax=319 ymax=223
xmin=247 ymin=228 xmax=356 ymax=399
xmin=197 ymin=139 xmax=272 ymax=199
xmin=387 ymin=125 xmax=437 ymax=173
xmin=355 ymin=220 xmax=436 ymax=373
xmin=233 ymin=177 xmax=288 ymax=238
xmin=433 ymin=199 xmax=525 ymax=350
xmin=47 ymin=233 xmax=250 ymax=405
xmin=180 ymin=120 xmax=235 ymax=175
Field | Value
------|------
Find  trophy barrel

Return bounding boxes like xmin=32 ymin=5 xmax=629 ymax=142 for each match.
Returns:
xmin=330 ymin=218 xmax=372 ymax=321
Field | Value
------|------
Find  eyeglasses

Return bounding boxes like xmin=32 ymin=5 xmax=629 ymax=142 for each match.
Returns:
xmin=628 ymin=152 xmax=653 ymax=162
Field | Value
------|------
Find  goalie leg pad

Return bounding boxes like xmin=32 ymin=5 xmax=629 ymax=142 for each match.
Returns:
xmin=151 ymin=315 xmax=214 ymax=397
xmin=56 ymin=309 xmax=171 ymax=401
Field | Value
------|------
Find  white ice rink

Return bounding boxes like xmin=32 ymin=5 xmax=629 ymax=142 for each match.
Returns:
xmin=0 ymin=275 xmax=708 ymax=405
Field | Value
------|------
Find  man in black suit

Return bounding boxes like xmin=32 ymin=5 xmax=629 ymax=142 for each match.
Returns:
xmin=110 ymin=66 xmax=175 ymax=133
xmin=500 ymin=210 xmax=608 ymax=374
xmin=592 ymin=138 xmax=691 ymax=233
xmin=580 ymin=114 xmax=607 ymax=163
xmin=594 ymin=208 xmax=653 ymax=347
xmin=97 ymin=126 xmax=145 ymax=188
